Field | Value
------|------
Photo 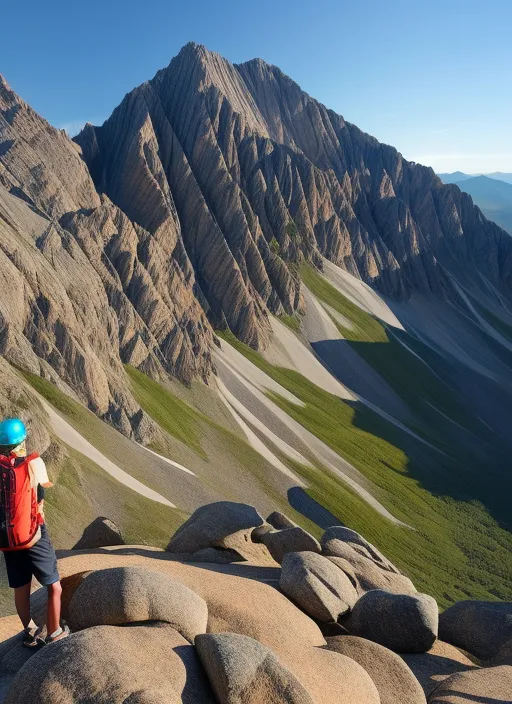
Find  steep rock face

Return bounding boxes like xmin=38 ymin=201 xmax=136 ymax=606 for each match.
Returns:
xmin=3 ymin=43 xmax=512 ymax=438
xmin=77 ymin=43 xmax=512 ymax=319
xmin=0 ymin=75 xmax=100 ymax=216
xmin=0 ymin=73 xmax=215 ymax=435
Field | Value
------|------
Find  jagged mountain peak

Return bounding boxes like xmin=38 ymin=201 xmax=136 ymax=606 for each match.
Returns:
xmin=3 ymin=42 xmax=512 ymax=441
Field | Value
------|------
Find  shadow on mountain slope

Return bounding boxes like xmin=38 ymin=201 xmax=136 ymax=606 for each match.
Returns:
xmin=312 ymin=336 xmax=512 ymax=530
xmin=286 ymin=486 xmax=342 ymax=530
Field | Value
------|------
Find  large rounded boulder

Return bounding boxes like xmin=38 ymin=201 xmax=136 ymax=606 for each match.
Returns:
xmin=195 ymin=632 xmax=314 ymax=703
xmin=401 ymin=641 xmax=477 ymax=696
xmin=439 ymin=600 xmax=512 ymax=660
xmin=327 ymin=555 xmax=416 ymax=595
xmin=68 ymin=566 xmax=208 ymax=642
xmin=322 ymin=527 xmax=401 ymax=574
xmin=428 ymin=665 xmax=512 ymax=703
xmin=280 ymin=552 xmax=358 ymax=622
xmin=491 ymin=637 xmax=512 ymax=666
xmin=166 ymin=502 xmax=264 ymax=556
xmin=345 ymin=589 xmax=438 ymax=653
xmin=261 ymin=528 xmax=321 ymax=564
xmin=325 ymin=635 xmax=426 ymax=704
xmin=322 ymin=526 xmax=416 ymax=596
xmin=267 ymin=512 xmax=297 ymax=530
xmin=5 ymin=624 xmax=215 ymax=703
xmin=72 ymin=517 xmax=125 ymax=550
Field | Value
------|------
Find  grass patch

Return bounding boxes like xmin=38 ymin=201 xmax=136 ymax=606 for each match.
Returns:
xmin=44 ymin=448 xmax=187 ymax=550
xmin=301 ymin=263 xmax=387 ymax=342
xmin=219 ymin=331 xmax=512 ymax=607
xmin=19 ymin=363 xmax=324 ymax=546
xmin=125 ymin=365 xmax=205 ymax=457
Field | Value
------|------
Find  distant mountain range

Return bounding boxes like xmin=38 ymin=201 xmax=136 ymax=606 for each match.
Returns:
xmin=438 ymin=171 xmax=512 ymax=185
xmin=438 ymin=173 xmax=512 ymax=233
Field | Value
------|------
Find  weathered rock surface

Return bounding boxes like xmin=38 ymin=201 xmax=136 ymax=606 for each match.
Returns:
xmin=166 ymin=502 xmax=265 ymax=554
xmin=2 ymin=37 xmax=512 ymax=459
xmin=401 ymin=641 xmax=477 ymax=696
xmin=72 ymin=517 xmax=125 ymax=550
xmin=327 ymin=555 xmax=417 ymax=595
xmin=345 ymin=589 xmax=438 ymax=653
xmin=76 ymin=42 xmax=512 ymax=325
xmin=31 ymin=545 xmax=386 ymax=703
xmin=428 ymin=665 xmax=512 ymax=703
xmin=325 ymin=635 xmax=427 ymax=704
xmin=280 ymin=551 xmax=358 ymax=622
xmin=187 ymin=547 xmax=245 ymax=564
xmin=68 ymin=566 xmax=208 ymax=642
xmin=195 ymin=632 xmax=314 ymax=703
xmin=54 ymin=545 xmax=325 ymax=656
xmin=280 ymin=646 xmax=381 ymax=704
xmin=3 ymin=42 xmax=512 ymax=450
xmin=261 ymin=527 xmax=321 ymax=563
xmin=267 ymin=512 xmax=297 ymax=530
xmin=322 ymin=526 xmax=402 ymax=574
xmin=322 ymin=526 xmax=417 ymax=595
xmin=251 ymin=524 xmax=275 ymax=542
xmin=5 ymin=624 xmax=215 ymax=703
xmin=0 ymin=74 xmax=214 ymax=439
xmin=0 ymin=617 xmax=21 ymax=647
xmin=439 ymin=600 xmax=512 ymax=660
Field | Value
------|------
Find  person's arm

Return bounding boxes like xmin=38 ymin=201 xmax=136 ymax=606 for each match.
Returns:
xmin=30 ymin=457 xmax=52 ymax=488
xmin=31 ymin=459 xmax=50 ymax=522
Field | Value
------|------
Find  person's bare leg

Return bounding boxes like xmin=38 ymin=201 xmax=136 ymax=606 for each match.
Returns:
xmin=46 ymin=581 xmax=62 ymax=636
xmin=14 ymin=583 xmax=32 ymax=629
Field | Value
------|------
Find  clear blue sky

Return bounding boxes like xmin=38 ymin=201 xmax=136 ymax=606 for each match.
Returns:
xmin=2 ymin=0 xmax=511 ymax=173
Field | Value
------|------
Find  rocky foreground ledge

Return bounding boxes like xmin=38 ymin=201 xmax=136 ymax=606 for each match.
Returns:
xmin=0 ymin=502 xmax=510 ymax=703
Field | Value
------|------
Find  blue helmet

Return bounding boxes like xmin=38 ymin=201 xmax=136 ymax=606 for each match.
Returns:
xmin=0 ymin=418 xmax=27 ymax=448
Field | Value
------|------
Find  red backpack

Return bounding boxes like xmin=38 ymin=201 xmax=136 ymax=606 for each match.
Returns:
xmin=0 ymin=453 xmax=43 ymax=551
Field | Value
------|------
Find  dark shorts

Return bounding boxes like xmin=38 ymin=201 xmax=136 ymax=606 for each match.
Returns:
xmin=2 ymin=525 xmax=60 ymax=589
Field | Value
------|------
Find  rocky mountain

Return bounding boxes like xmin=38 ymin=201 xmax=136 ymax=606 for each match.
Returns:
xmin=3 ymin=44 xmax=512 ymax=434
xmin=1 ymin=43 xmax=512 ymax=646
xmin=0 ymin=72 xmax=214 ymax=439
xmin=1 ymin=44 xmax=512 ymax=704
xmin=77 ymin=43 xmax=512 ymax=318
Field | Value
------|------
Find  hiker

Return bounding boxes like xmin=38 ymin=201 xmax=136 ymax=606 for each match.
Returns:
xmin=0 ymin=417 xmax=69 ymax=647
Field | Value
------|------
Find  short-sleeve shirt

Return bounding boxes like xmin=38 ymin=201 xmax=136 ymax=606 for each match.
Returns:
xmin=28 ymin=456 xmax=50 ymax=489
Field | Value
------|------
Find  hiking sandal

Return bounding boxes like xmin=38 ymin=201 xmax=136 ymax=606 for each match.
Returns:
xmin=22 ymin=625 xmax=44 ymax=648
xmin=45 ymin=624 xmax=70 ymax=644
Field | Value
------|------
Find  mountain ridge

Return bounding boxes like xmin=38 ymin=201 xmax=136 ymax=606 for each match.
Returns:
xmin=2 ymin=42 xmax=512 ymax=439
xmin=77 ymin=43 xmax=512 ymax=308
xmin=452 ymin=175 xmax=512 ymax=234
xmin=1 ymin=42 xmax=512 ymax=632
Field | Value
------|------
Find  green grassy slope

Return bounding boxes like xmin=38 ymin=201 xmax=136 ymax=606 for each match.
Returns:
xmin=219 ymin=330 xmax=512 ymax=608
xmin=126 ymin=365 xmax=205 ymax=456
xmin=301 ymin=264 xmax=489 ymax=441
xmin=17 ymin=366 xmax=324 ymax=551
